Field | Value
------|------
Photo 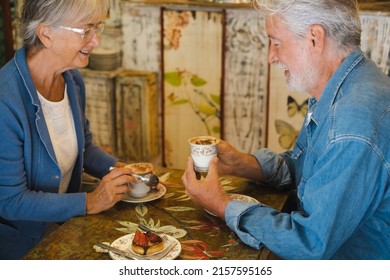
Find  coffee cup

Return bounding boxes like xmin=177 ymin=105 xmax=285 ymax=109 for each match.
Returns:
xmin=188 ymin=136 xmax=219 ymax=172
xmin=125 ymin=162 xmax=153 ymax=198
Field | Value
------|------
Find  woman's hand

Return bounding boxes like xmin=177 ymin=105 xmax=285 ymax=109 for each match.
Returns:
xmin=86 ymin=167 xmax=135 ymax=214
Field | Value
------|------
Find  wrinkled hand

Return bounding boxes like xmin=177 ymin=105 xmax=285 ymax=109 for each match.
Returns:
xmin=86 ymin=167 xmax=136 ymax=214
xmin=217 ymin=140 xmax=264 ymax=181
xmin=182 ymin=157 xmax=230 ymax=219
xmin=216 ymin=140 xmax=246 ymax=176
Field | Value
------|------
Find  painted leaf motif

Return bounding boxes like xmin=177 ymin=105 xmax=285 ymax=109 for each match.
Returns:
xmin=159 ymin=172 xmax=171 ymax=182
xmin=163 ymin=192 xmax=175 ymax=199
xmin=115 ymin=227 xmax=133 ymax=234
xmin=175 ymin=194 xmax=191 ymax=202
xmin=115 ymin=221 xmax=138 ymax=234
xmin=165 ymin=206 xmax=196 ymax=212
xmin=171 ymin=98 xmax=188 ymax=106
xmin=158 ymin=225 xmax=188 ymax=239
xmin=164 ymin=72 xmax=182 ymax=86
xmin=190 ymin=75 xmax=207 ymax=87
xmin=219 ymin=178 xmax=232 ymax=185
xmin=147 ymin=218 xmax=161 ymax=229
xmin=116 ymin=221 xmax=137 ymax=228
xmin=180 ymin=240 xmax=228 ymax=260
xmin=197 ymin=102 xmax=216 ymax=116
xmin=135 ymin=204 xmax=148 ymax=216
xmin=212 ymin=126 xmax=220 ymax=134
xmin=210 ymin=94 xmax=220 ymax=104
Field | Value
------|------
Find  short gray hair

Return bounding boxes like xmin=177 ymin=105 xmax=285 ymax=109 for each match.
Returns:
xmin=21 ymin=0 xmax=110 ymax=50
xmin=254 ymin=0 xmax=361 ymax=56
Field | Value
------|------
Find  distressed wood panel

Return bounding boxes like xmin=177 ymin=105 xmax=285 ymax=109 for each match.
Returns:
xmin=115 ymin=71 xmax=160 ymax=163
xmin=121 ymin=3 xmax=161 ymax=72
xmin=223 ymin=9 xmax=269 ymax=153
xmin=361 ymin=12 xmax=390 ymax=76
xmin=107 ymin=0 xmax=122 ymax=27
xmin=80 ymin=69 xmax=119 ymax=155
xmin=163 ymin=9 xmax=223 ymax=169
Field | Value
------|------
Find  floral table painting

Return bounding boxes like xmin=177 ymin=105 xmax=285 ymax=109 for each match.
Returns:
xmin=24 ymin=168 xmax=292 ymax=260
xmin=114 ymin=175 xmax=261 ymax=260
xmin=163 ymin=9 xmax=224 ymax=169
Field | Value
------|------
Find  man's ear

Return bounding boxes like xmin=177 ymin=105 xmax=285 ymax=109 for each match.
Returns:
xmin=36 ymin=24 xmax=53 ymax=48
xmin=309 ymin=24 xmax=325 ymax=51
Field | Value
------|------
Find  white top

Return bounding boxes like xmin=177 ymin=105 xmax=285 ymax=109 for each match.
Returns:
xmin=37 ymin=85 xmax=78 ymax=193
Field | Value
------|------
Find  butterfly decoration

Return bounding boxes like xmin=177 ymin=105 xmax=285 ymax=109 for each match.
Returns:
xmin=274 ymin=119 xmax=299 ymax=150
xmin=287 ymin=96 xmax=309 ymax=118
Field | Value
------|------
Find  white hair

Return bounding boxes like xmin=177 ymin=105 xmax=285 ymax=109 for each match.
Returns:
xmin=21 ymin=0 xmax=110 ymax=50
xmin=254 ymin=0 xmax=362 ymax=56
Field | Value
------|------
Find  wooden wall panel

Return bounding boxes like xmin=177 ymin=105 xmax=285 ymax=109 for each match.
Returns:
xmin=361 ymin=12 xmax=390 ymax=76
xmin=223 ymin=9 xmax=269 ymax=153
xmin=81 ymin=69 xmax=118 ymax=155
xmin=115 ymin=71 xmax=160 ymax=163
xmin=121 ymin=3 xmax=161 ymax=72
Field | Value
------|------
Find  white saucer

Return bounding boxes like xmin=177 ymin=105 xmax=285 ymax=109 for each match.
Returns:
xmin=122 ymin=184 xmax=166 ymax=203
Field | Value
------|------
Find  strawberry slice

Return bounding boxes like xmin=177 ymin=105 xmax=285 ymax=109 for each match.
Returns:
xmin=133 ymin=230 xmax=148 ymax=247
xmin=145 ymin=231 xmax=162 ymax=244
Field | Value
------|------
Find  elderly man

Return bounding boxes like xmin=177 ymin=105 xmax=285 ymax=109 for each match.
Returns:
xmin=182 ymin=0 xmax=390 ymax=260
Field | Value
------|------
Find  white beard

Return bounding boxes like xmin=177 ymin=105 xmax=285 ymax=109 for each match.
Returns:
xmin=275 ymin=49 xmax=319 ymax=95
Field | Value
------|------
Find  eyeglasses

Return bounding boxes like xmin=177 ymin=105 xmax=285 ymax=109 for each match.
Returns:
xmin=54 ymin=22 xmax=105 ymax=42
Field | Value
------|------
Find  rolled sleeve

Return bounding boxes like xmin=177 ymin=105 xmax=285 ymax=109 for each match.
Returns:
xmin=225 ymin=200 xmax=265 ymax=249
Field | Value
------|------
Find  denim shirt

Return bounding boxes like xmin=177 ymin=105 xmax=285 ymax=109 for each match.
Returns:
xmin=225 ymin=49 xmax=390 ymax=259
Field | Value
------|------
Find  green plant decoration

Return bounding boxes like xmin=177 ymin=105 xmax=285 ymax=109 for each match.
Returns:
xmin=165 ymin=69 xmax=221 ymax=135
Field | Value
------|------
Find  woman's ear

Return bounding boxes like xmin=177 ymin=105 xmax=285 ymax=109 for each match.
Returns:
xmin=36 ymin=24 xmax=53 ymax=48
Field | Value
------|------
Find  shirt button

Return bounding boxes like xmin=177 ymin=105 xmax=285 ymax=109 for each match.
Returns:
xmin=54 ymin=175 xmax=60 ymax=179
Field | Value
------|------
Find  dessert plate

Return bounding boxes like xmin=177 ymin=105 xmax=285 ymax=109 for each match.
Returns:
xmin=109 ymin=233 xmax=181 ymax=260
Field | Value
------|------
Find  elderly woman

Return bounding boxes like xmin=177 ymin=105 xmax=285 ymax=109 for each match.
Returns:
xmin=0 ymin=0 xmax=132 ymax=259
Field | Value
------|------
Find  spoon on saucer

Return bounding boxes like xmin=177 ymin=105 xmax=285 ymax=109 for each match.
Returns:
xmin=109 ymin=167 xmax=159 ymax=188
xmin=131 ymin=173 xmax=159 ymax=188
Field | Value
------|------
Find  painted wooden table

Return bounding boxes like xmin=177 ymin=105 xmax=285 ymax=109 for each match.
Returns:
xmin=23 ymin=167 xmax=294 ymax=260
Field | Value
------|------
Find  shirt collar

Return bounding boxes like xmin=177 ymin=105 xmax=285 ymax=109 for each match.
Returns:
xmin=308 ymin=48 xmax=366 ymax=125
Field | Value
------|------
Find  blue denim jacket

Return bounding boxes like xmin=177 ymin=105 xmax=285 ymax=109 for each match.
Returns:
xmin=0 ymin=48 xmax=119 ymax=259
xmin=225 ymin=49 xmax=390 ymax=259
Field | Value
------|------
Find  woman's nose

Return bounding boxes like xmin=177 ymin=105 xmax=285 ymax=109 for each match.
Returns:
xmin=88 ymin=32 xmax=100 ymax=47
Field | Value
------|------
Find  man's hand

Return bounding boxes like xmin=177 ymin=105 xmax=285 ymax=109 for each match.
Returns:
xmin=182 ymin=157 xmax=230 ymax=219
